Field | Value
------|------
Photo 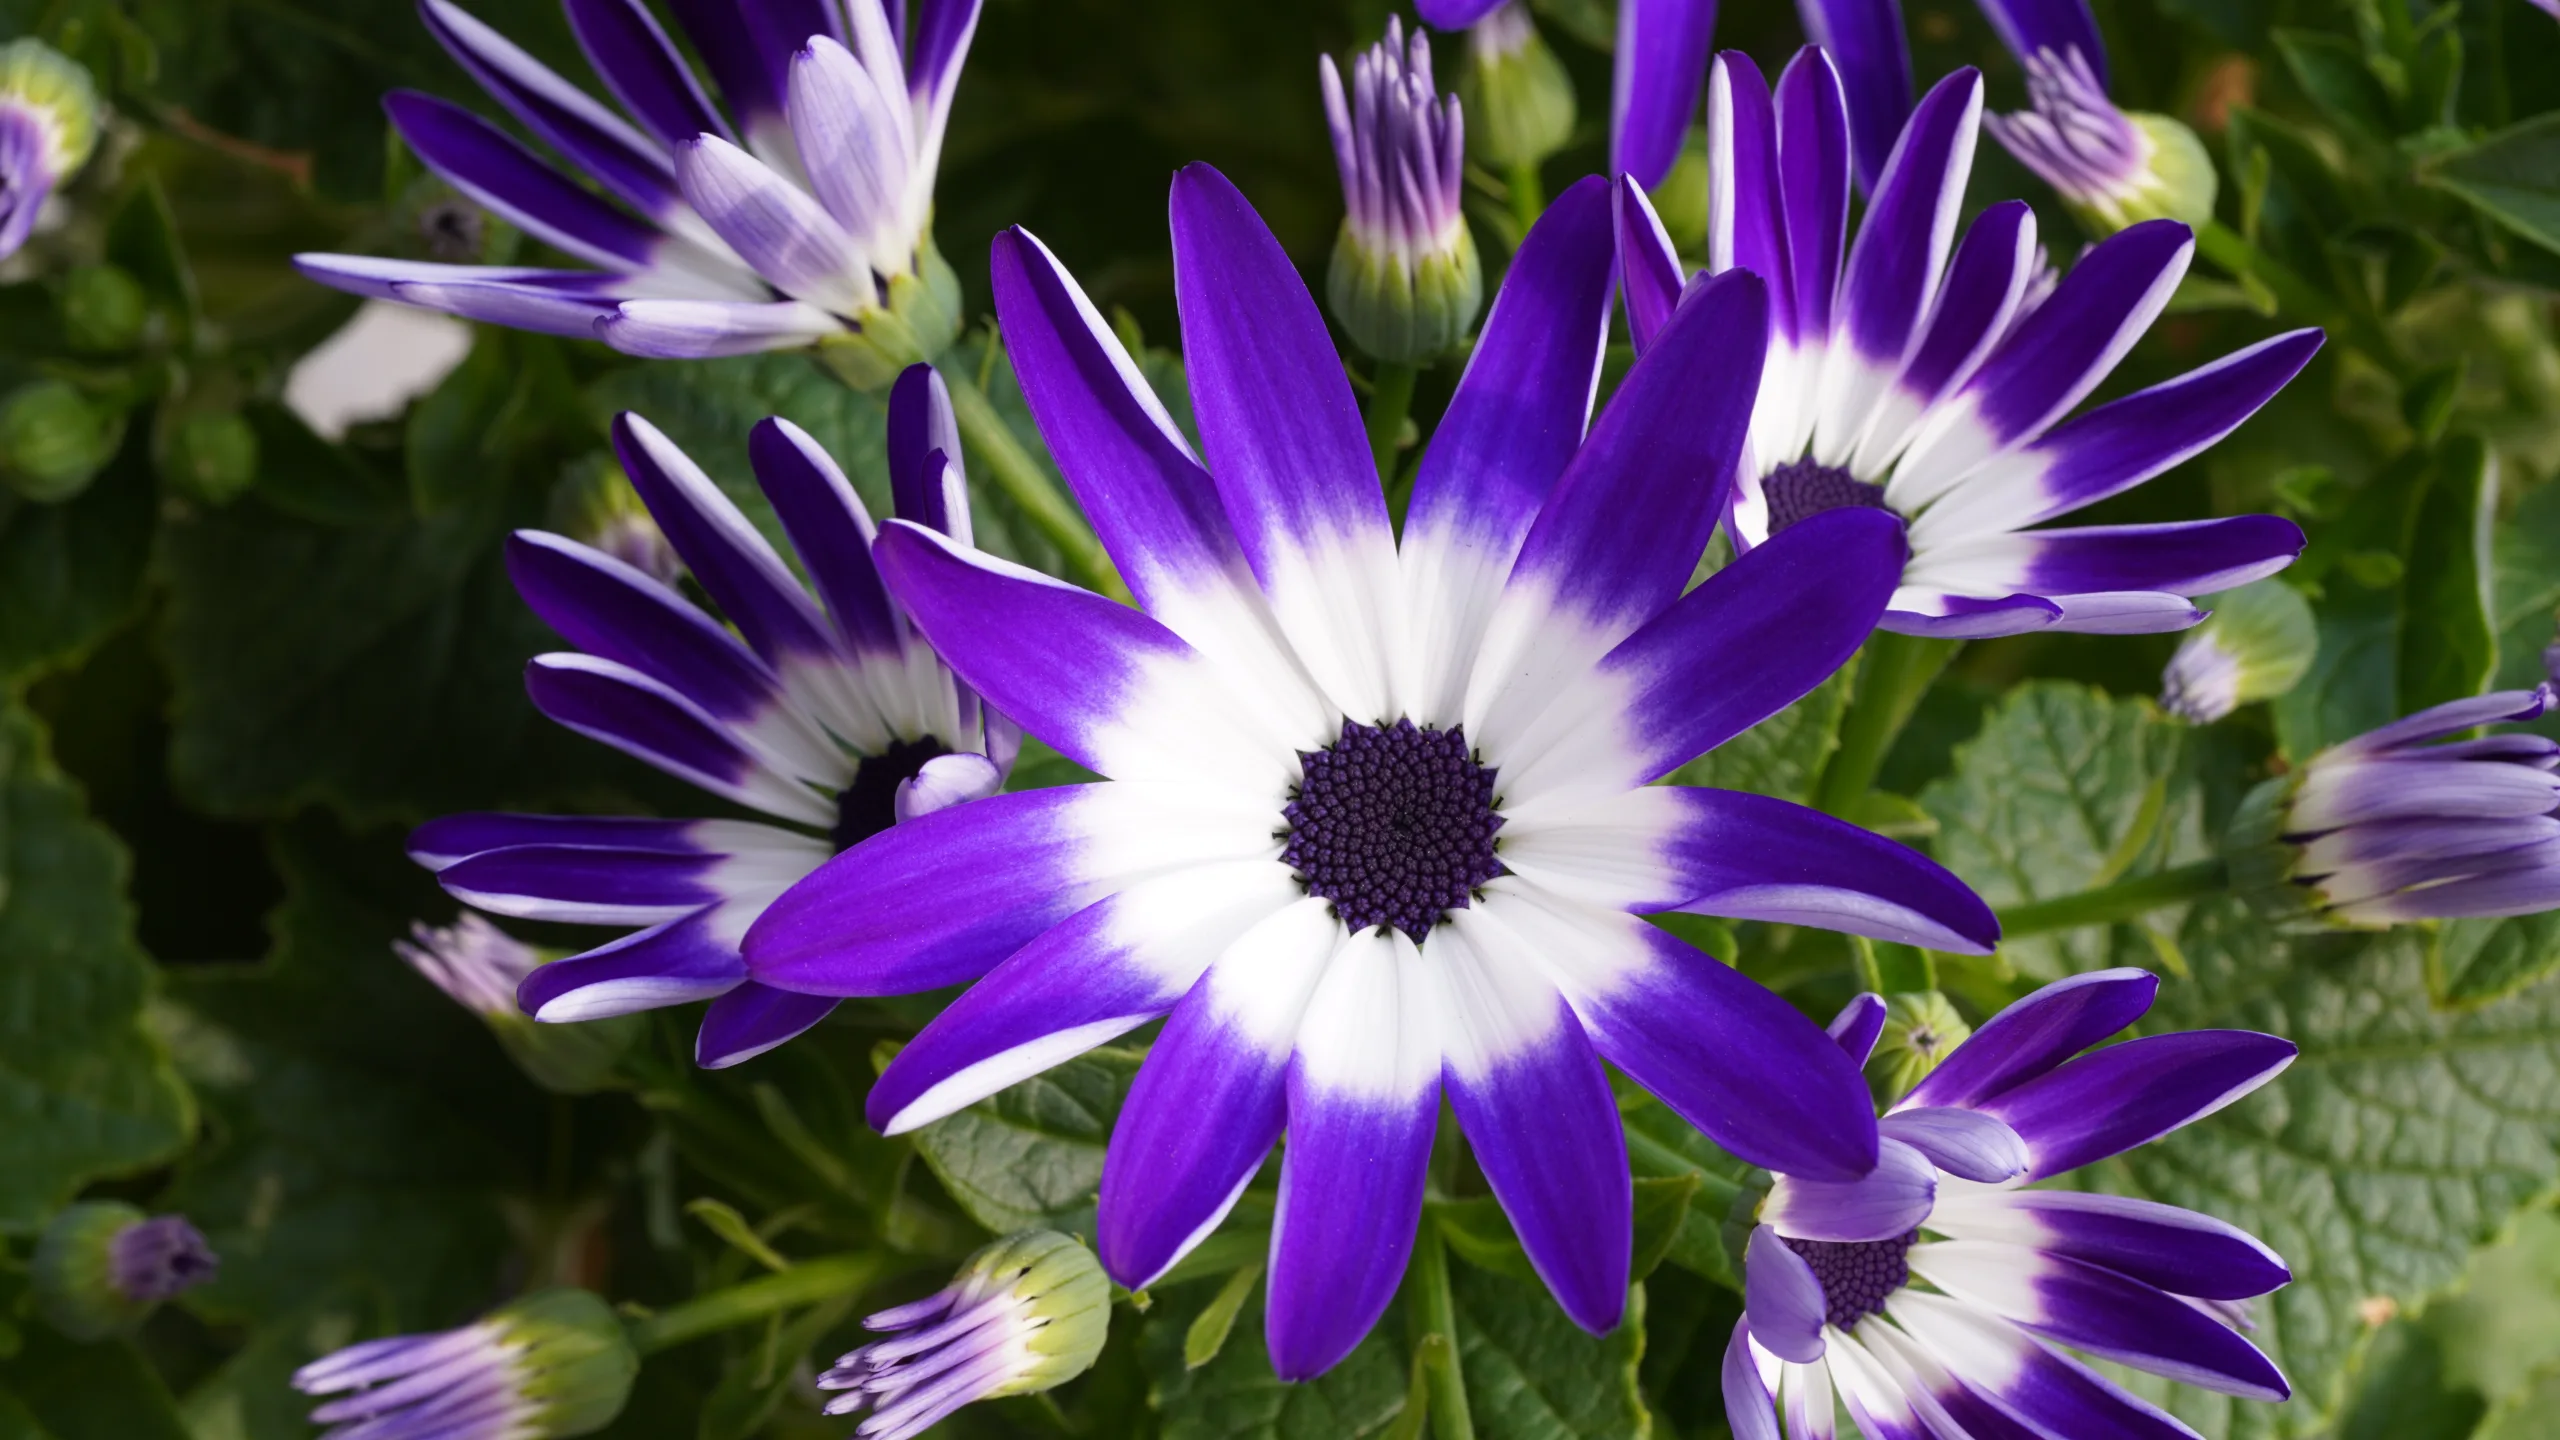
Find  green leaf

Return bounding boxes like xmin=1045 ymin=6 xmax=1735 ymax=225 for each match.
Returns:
xmin=2433 ymin=914 xmax=2560 ymax=1009
xmin=2333 ymin=1320 xmax=2490 ymax=1440
xmin=0 ymin=1328 xmax=188 ymax=1440
xmin=407 ymin=330 xmax=583 ymax=514
xmin=2274 ymin=30 xmax=2397 ymax=139
xmin=2422 ymin=1208 xmax=2560 ymax=1408
xmin=2423 ymin=112 xmax=2560 ymax=258
xmin=2489 ymin=475 xmax=2560 ymax=701
xmin=1185 ymin=1262 xmax=1265 ymax=1370
xmin=1143 ymin=1275 xmax=1410 ymax=1439
xmin=0 ymin=700 xmax=192 ymax=1232
xmin=1620 ymin=1091 xmax=1751 ymax=1290
xmin=2099 ymin=898 xmax=2560 ymax=1436
xmin=2397 ymin=436 xmax=2498 ymax=715
xmin=1666 ymin=666 xmax=1851 ymax=804
xmin=1917 ymin=682 xmax=2205 ymax=981
xmin=0 ymin=437 xmax=153 ymax=687
xmin=1449 ymin=1265 xmax=1649 ymax=1440
xmin=903 ymin=1047 xmax=1141 ymax=1238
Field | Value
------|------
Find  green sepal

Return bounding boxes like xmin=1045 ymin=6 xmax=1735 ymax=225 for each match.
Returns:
xmin=1327 ymin=221 xmax=1483 ymax=367
xmin=32 ymin=1201 xmax=153 ymax=1342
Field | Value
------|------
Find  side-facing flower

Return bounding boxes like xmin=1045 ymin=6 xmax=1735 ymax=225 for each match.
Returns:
xmin=2226 ymin=687 xmax=2560 ymax=926
xmin=819 ymin=1231 xmax=1108 ymax=1439
xmin=32 ymin=1202 xmax=218 ymax=1341
xmin=740 ymin=166 xmax=1998 ymax=1379
xmin=294 ymin=1288 xmax=637 ymax=1440
xmin=397 ymin=913 xmax=643 ymax=1092
xmin=1618 ymin=51 xmax=2319 ymax=638
xmin=294 ymin=0 xmax=980 ymax=375
xmin=1732 ymin=971 xmax=2296 ymax=1440
xmin=1322 ymin=18 xmax=1481 ymax=364
xmin=1983 ymin=45 xmax=2216 ymax=233
xmin=410 ymin=365 xmax=1014 ymax=1069
xmin=2158 ymin=578 xmax=2316 ymax=724
xmin=0 ymin=38 xmax=99 ymax=262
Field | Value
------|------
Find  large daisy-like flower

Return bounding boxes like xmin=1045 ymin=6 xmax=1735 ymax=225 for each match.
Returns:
xmin=1732 ymin=969 xmax=2296 ymax=1440
xmin=1617 ymin=51 xmax=2322 ymax=638
xmin=411 ymin=365 xmax=1012 ymax=1069
xmin=739 ymin=167 xmax=1998 ymax=1378
xmin=295 ymin=0 xmax=978 ymax=362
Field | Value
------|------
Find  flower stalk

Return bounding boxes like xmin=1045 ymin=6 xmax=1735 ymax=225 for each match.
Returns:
xmin=624 ymin=1252 xmax=886 ymax=1355
xmin=1408 ymin=1225 xmax=1475 ymax=1440
xmin=1994 ymin=858 xmax=2230 ymax=938
xmin=939 ymin=363 xmax=1125 ymax=601
xmin=1814 ymin=633 xmax=1962 ymax=818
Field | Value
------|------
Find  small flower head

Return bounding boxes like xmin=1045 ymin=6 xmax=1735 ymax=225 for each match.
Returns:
xmin=32 ymin=1202 xmax=218 ymax=1341
xmin=1866 ymin=991 xmax=1971 ymax=1104
xmin=294 ymin=1288 xmax=637 ymax=1440
xmin=2227 ymin=687 xmax=2560 ymax=927
xmin=0 ymin=38 xmax=100 ymax=261
xmin=1984 ymin=47 xmax=2217 ymax=234
xmin=1322 ymin=19 xmax=1482 ymax=364
xmin=2160 ymin=578 xmax=2318 ymax=723
xmin=396 ymin=913 xmax=641 ymax=1093
xmin=1458 ymin=2 xmax=1574 ymax=171
xmin=550 ymin=456 xmax=682 ymax=589
xmin=819 ymin=1231 xmax=1108 ymax=1439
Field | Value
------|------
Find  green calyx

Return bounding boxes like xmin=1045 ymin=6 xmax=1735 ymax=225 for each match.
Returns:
xmin=0 ymin=39 xmax=100 ymax=177
xmin=1328 ymin=221 xmax=1483 ymax=367
xmin=961 ymin=1231 xmax=1110 ymax=1397
xmin=490 ymin=1288 xmax=640 ymax=1438
xmin=1868 ymin=992 xmax=1973 ymax=1105
xmin=2222 ymin=772 xmax=2333 ymax=929
xmin=1460 ymin=13 xmax=1574 ymax=171
xmin=33 ymin=1201 xmax=151 ymax=1341
xmin=2070 ymin=112 xmax=2218 ymax=235
xmin=815 ymin=234 xmax=965 ymax=392
xmin=487 ymin=1009 xmax=645 ymax=1096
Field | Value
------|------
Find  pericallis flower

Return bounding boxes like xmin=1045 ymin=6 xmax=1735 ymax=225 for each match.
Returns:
xmin=294 ymin=1288 xmax=638 ymax=1440
xmin=32 ymin=1202 xmax=218 ymax=1341
xmin=1617 ymin=51 xmax=2320 ymax=638
xmin=1321 ymin=18 xmax=1481 ymax=365
xmin=409 ymin=364 xmax=1014 ymax=1069
xmin=0 ymin=38 xmax=100 ymax=262
xmin=2158 ymin=578 xmax=2316 ymax=724
xmin=1731 ymin=971 xmax=2296 ymax=1440
xmin=294 ymin=0 xmax=980 ymax=378
xmin=1983 ymin=46 xmax=2217 ymax=235
xmin=396 ymin=913 xmax=643 ymax=1093
xmin=739 ymin=166 xmax=1998 ymax=1379
xmin=818 ymin=1231 xmax=1108 ymax=1439
xmin=2225 ymin=687 xmax=2560 ymax=926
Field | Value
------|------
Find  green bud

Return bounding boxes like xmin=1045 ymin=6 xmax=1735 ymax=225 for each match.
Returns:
xmin=0 ymin=379 xmax=118 ymax=502
xmin=0 ymin=39 xmax=101 ymax=181
xmin=961 ymin=1231 xmax=1111 ymax=1393
xmin=2221 ymin=772 xmax=2325 ymax=929
xmin=161 ymin=408 xmax=259 ymax=505
xmin=1460 ymin=4 xmax=1575 ymax=171
xmin=1647 ymin=126 xmax=1711 ymax=257
xmin=1869 ymin=992 xmax=1973 ymax=1104
xmin=2159 ymin=579 xmax=2316 ymax=724
xmin=2082 ymin=113 xmax=2218 ymax=234
xmin=1328 ymin=219 xmax=1484 ymax=366
xmin=550 ymin=455 xmax=679 ymax=587
xmin=33 ymin=1202 xmax=217 ymax=1341
xmin=815 ymin=234 xmax=964 ymax=392
xmin=60 ymin=264 xmax=148 ymax=353
xmin=396 ymin=915 xmax=640 ymax=1095
xmin=486 ymin=1289 xmax=640 ymax=1436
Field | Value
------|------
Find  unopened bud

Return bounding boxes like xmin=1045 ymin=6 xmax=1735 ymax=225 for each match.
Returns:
xmin=295 ymin=1288 xmax=637 ymax=1440
xmin=33 ymin=1202 xmax=218 ymax=1340
xmin=2159 ymin=579 xmax=2316 ymax=724
xmin=0 ymin=39 xmax=101 ymax=261
xmin=1460 ymin=3 xmax=1575 ymax=171
xmin=1984 ymin=48 xmax=2217 ymax=235
xmin=820 ymin=1231 xmax=1109 ymax=1437
xmin=1869 ymin=992 xmax=1972 ymax=1104
xmin=552 ymin=455 xmax=681 ymax=588
xmin=1323 ymin=19 xmax=1483 ymax=364
xmin=60 ymin=263 xmax=147 ymax=352
xmin=396 ymin=914 xmax=641 ymax=1094
xmin=0 ymin=378 xmax=118 ymax=502
xmin=162 ymin=408 xmax=260 ymax=505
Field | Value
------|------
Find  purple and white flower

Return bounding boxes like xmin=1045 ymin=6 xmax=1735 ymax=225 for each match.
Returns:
xmin=294 ymin=1289 xmax=637 ymax=1440
xmin=410 ymin=364 xmax=1014 ymax=1069
xmin=0 ymin=39 xmax=100 ymax=262
xmin=1321 ymin=18 xmax=1481 ymax=363
xmin=294 ymin=0 xmax=979 ymax=363
xmin=2228 ymin=687 xmax=2560 ymax=926
xmin=1731 ymin=970 xmax=2297 ymax=1440
xmin=819 ymin=1231 xmax=1107 ymax=1439
xmin=737 ymin=165 xmax=1998 ymax=1379
xmin=1617 ymin=50 xmax=2319 ymax=638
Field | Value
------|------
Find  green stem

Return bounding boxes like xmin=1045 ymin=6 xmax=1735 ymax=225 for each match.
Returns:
xmin=941 ymin=366 xmax=1127 ymax=602
xmin=1814 ymin=632 xmax=1962 ymax=817
xmin=1410 ymin=1227 xmax=1475 ymax=1440
xmin=625 ymin=1252 xmax=885 ymax=1355
xmin=1996 ymin=859 xmax=2230 ymax=940
xmin=1505 ymin=160 xmax=1544 ymax=240
xmin=1366 ymin=362 xmax=1419 ymax=492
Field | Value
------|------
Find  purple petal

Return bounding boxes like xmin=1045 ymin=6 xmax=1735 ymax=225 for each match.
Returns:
xmin=1975 ymin=0 xmax=2110 ymax=86
xmin=1099 ymin=900 xmax=1343 ymax=1289
xmin=2291 ymin=758 xmax=2560 ymax=830
xmin=1877 ymin=1108 xmax=2029 ymax=1183
xmin=1744 ymin=1226 xmax=1828 ymax=1363
xmin=1902 ymin=967 xmax=2157 ymax=1111
xmin=1706 ymin=53 xmax=1793 ymax=337
xmin=1892 ymin=1292 xmax=2207 ymax=1440
xmin=290 ymin=255 xmax=623 ymax=305
xmin=1268 ymin=931 xmax=1442 ymax=1381
xmin=864 ymin=862 xmax=1300 ymax=1134
xmin=439 ymin=842 xmax=723 ymax=923
xmin=599 ymin=299 xmax=843 ymax=357
xmin=518 ymin=909 xmax=745 ymax=1021
xmin=613 ymin=414 xmax=843 ymax=674
xmin=1436 ymin=927 xmax=1631 ymax=1334
xmin=1725 ymin=1322 xmax=1785 ymax=1440
xmin=384 ymin=90 xmax=663 ymax=271
xmin=1829 ymin=993 xmax=1888 ymax=1064
xmin=1853 ymin=200 xmax=2038 ymax=470
xmin=1794 ymin=0 xmax=1915 ymax=192
xmin=696 ymin=983 xmax=838 ymax=1067
xmin=420 ymin=0 xmax=682 ymax=223
xmin=1928 ymin=1189 xmax=2289 ymax=1300
xmin=524 ymin=654 xmax=833 ymax=824
xmin=1975 ymin=1031 xmax=2297 ymax=1180
xmin=747 ymin=417 xmax=900 ymax=656
xmin=1477 ymin=894 xmax=1879 ymax=1181
xmin=386 ymin=274 xmax=628 ymax=336
xmin=2338 ymin=864 xmax=2560 ymax=923
xmin=1612 ymin=0 xmax=1720 ymax=190
xmin=787 ymin=35 xmax=910 ymax=249
xmin=1919 ymin=517 xmax=2306 ymax=603
xmin=1646 ymin=785 xmax=1998 ymax=951
xmin=1775 ymin=48 xmax=1851 ymax=337
xmin=563 ymin=0 xmax=735 ymax=150
xmin=675 ymin=135 xmax=870 ymax=313
xmin=507 ymin=530 xmax=799 ymax=727
xmin=1414 ymin=0 xmax=1509 ymax=25
xmin=663 ymin=0 xmax=785 ymax=131
xmin=410 ymin=811 xmax=705 ymax=868
xmin=1835 ymin=69 xmax=1981 ymax=368
xmin=1878 ymin=589 xmax=2064 ymax=638
xmin=1761 ymin=1136 xmax=1936 ymax=1240
xmin=907 ymin=0 xmax=986 ymax=110
xmin=1613 ymin=177 xmax=1685 ymax=355
xmin=2340 ymin=687 xmax=2553 ymax=754
xmin=886 ymin=364 xmax=970 ymax=539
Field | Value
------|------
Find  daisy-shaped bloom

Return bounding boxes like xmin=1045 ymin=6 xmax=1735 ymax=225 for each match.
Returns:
xmin=2227 ymin=687 xmax=2560 ymax=926
xmin=1731 ymin=970 xmax=2297 ymax=1440
xmin=411 ymin=365 xmax=1013 ymax=1069
xmin=295 ymin=0 xmax=979 ymax=366
xmin=294 ymin=1289 xmax=637 ymax=1440
xmin=819 ymin=1231 xmax=1108 ymax=1439
xmin=740 ymin=166 xmax=1997 ymax=1378
xmin=1617 ymin=51 xmax=2322 ymax=638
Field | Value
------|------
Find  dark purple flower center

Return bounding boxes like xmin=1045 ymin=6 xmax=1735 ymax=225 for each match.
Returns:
xmin=832 ymin=737 xmax=951 ymax=851
xmin=1282 ymin=719 xmax=1503 ymax=942
xmin=1783 ymin=1230 xmax=1917 ymax=1330
xmin=1762 ymin=458 xmax=1894 ymax=535
xmin=109 ymin=1216 xmax=218 ymax=1304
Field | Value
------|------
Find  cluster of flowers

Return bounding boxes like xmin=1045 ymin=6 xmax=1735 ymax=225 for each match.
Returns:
xmin=9 ymin=0 xmax=2538 ymax=1435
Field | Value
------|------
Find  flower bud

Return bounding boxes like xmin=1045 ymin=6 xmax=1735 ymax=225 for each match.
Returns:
xmin=1867 ymin=992 xmax=1972 ymax=1104
xmin=32 ymin=1203 xmax=218 ymax=1341
xmin=1322 ymin=19 xmax=1483 ymax=364
xmin=295 ymin=1288 xmax=638 ymax=1440
xmin=2159 ymin=579 xmax=2316 ymax=724
xmin=60 ymin=263 xmax=147 ymax=353
xmin=396 ymin=914 xmax=641 ymax=1094
xmin=2226 ymin=687 xmax=2560 ymax=928
xmin=0 ymin=39 xmax=100 ymax=261
xmin=0 ymin=378 xmax=119 ymax=502
xmin=161 ymin=408 xmax=260 ymax=506
xmin=1459 ymin=3 xmax=1575 ymax=171
xmin=820 ymin=1231 xmax=1109 ymax=1439
xmin=551 ymin=455 xmax=681 ymax=588
xmin=1983 ymin=48 xmax=2216 ymax=235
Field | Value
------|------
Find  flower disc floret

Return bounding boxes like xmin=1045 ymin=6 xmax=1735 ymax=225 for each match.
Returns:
xmin=1783 ymin=1230 xmax=1917 ymax=1330
xmin=1282 ymin=719 xmax=1504 ymax=940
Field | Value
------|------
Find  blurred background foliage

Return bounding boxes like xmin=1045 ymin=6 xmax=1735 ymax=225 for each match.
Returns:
xmin=6 ymin=0 xmax=2560 ymax=1435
